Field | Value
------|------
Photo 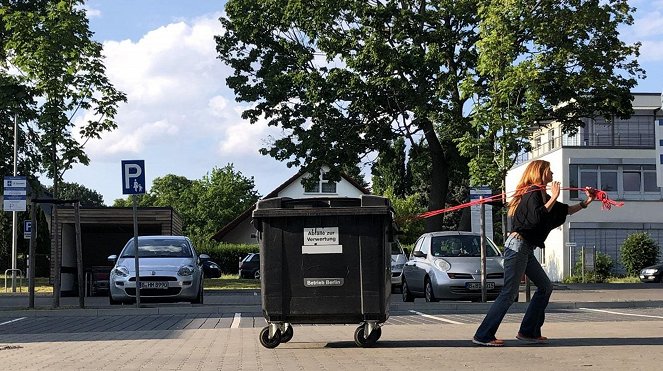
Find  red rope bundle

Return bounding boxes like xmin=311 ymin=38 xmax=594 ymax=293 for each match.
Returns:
xmin=416 ymin=185 xmax=624 ymax=219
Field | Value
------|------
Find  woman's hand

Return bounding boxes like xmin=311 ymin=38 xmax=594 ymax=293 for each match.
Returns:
xmin=583 ymin=187 xmax=596 ymax=205
xmin=550 ymin=181 xmax=561 ymax=201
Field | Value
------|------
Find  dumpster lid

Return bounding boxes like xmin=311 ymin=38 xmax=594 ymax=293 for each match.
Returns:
xmin=252 ymin=196 xmax=392 ymax=218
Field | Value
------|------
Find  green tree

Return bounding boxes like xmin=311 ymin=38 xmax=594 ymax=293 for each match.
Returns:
xmin=1 ymin=1 xmax=126 ymax=197
xmin=114 ymin=165 xmax=261 ymax=238
xmin=620 ymin=232 xmax=660 ymax=276
xmin=383 ymin=187 xmax=426 ymax=245
xmin=46 ymin=182 xmax=105 ymax=207
xmin=216 ymin=0 xmax=640 ymax=233
xmin=372 ymin=138 xmax=408 ymax=198
xmin=459 ymin=0 xmax=642 ymax=190
xmin=187 ymin=165 xmax=261 ymax=237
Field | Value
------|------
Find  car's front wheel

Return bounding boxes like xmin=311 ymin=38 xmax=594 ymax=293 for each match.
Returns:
xmin=191 ymin=281 xmax=204 ymax=304
xmin=424 ymin=278 xmax=439 ymax=302
xmin=109 ymin=295 xmax=121 ymax=305
xmin=402 ymin=279 xmax=414 ymax=302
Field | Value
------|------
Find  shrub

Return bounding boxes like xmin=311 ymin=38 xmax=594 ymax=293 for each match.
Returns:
xmin=620 ymin=232 xmax=660 ymax=276
xmin=594 ymin=252 xmax=614 ymax=281
xmin=569 ymin=251 xmax=613 ymax=283
xmin=189 ymin=235 xmax=258 ymax=274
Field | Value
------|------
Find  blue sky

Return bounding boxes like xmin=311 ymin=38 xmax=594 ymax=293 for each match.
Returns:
xmin=65 ymin=0 xmax=663 ymax=205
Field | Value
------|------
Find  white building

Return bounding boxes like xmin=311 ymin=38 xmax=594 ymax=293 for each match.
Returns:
xmin=211 ymin=167 xmax=369 ymax=244
xmin=506 ymin=92 xmax=663 ymax=281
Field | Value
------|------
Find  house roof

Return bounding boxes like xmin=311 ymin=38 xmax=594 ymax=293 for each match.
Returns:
xmin=210 ymin=170 xmax=370 ymax=242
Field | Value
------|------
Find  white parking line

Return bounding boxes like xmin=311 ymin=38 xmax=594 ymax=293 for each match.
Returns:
xmin=408 ymin=310 xmax=463 ymax=324
xmin=580 ymin=308 xmax=663 ymax=320
xmin=0 ymin=317 xmax=26 ymax=326
xmin=230 ymin=313 xmax=241 ymax=328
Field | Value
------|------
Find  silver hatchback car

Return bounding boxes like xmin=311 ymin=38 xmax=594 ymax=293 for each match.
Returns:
xmin=402 ymin=231 xmax=504 ymax=302
xmin=108 ymin=235 xmax=205 ymax=304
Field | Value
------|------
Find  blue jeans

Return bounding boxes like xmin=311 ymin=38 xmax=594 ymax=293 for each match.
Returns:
xmin=474 ymin=235 xmax=554 ymax=342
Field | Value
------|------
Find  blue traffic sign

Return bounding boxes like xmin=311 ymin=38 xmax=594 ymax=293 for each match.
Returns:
xmin=24 ymin=220 xmax=32 ymax=239
xmin=121 ymin=160 xmax=146 ymax=195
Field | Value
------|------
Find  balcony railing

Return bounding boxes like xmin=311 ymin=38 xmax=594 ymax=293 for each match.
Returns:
xmin=515 ymin=133 xmax=655 ymax=165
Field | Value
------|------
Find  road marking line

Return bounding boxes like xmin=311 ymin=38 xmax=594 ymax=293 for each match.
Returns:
xmin=580 ymin=308 xmax=663 ymax=319
xmin=0 ymin=317 xmax=26 ymax=326
xmin=409 ymin=310 xmax=463 ymax=324
xmin=230 ymin=313 xmax=241 ymax=328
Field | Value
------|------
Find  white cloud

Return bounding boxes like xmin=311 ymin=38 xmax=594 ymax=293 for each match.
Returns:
xmin=67 ymin=12 xmax=300 ymax=202
xmin=217 ymin=108 xmax=274 ymax=155
xmin=82 ymin=5 xmax=101 ymax=18
xmin=639 ymin=40 xmax=663 ymax=62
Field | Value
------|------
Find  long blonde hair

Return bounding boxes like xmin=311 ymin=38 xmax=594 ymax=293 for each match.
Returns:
xmin=508 ymin=160 xmax=549 ymax=216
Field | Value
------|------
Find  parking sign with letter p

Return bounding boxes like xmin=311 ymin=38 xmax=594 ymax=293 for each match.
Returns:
xmin=121 ymin=160 xmax=146 ymax=195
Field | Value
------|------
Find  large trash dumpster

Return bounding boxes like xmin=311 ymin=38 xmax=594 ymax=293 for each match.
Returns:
xmin=252 ymin=195 xmax=394 ymax=348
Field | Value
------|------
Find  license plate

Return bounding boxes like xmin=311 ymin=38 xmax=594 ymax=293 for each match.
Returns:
xmin=140 ymin=281 xmax=168 ymax=289
xmin=466 ymin=282 xmax=495 ymax=290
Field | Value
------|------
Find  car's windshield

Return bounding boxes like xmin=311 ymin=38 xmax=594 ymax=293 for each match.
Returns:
xmin=121 ymin=239 xmax=192 ymax=258
xmin=430 ymin=235 xmax=499 ymax=258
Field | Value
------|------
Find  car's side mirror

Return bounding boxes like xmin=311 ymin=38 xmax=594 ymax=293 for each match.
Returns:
xmin=107 ymin=255 xmax=117 ymax=263
xmin=412 ymin=250 xmax=426 ymax=258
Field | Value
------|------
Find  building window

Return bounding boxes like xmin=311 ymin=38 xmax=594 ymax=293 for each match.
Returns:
xmin=304 ymin=171 xmax=337 ymax=194
xmin=569 ymin=164 xmax=661 ymax=200
xmin=548 ymin=129 xmax=555 ymax=151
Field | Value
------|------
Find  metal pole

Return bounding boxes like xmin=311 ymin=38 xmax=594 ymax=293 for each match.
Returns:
xmin=29 ymin=203 xmax=36 ymax=308
xmin=11 ymin=113 xmax=18 ymax=292
xmin=74 ymin=202 xmax=84 ymax=308
xmin=133 ymin=195 xmax=141 ymax=307
xmin=52 ymin=206 xmax=60 ymax=308
xmin=480 ymin=196 xmax=487 ymax=303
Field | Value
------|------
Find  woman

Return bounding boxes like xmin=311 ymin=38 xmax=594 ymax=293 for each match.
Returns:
xmin=473 ymin=159 xmax=595 ymax=346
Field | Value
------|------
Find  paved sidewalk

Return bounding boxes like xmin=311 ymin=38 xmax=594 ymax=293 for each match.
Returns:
xmin=1 ymin=283 xmax=662 ymax=370
xmin=0 ymin=283 xmax=661 ymax=317
xmin=2 ymin=320 xmax=662 ymax=370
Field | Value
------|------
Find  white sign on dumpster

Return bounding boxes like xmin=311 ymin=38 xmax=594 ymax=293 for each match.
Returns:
xmin=302 ymin=227 xmax=342 ymax=254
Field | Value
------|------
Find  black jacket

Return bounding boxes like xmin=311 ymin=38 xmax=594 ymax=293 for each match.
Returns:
xmin=511 ymin=186 xmax=568 ymax=249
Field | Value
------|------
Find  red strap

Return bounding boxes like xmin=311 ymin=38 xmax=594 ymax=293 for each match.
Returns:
xmin=416 ymin=186 xmax=623 ymax=219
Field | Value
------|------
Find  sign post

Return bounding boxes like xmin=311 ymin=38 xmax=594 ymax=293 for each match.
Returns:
xmin=470 ymin=186 xmax=493 ymax=241
xmin=121 ymin=160 xmax=146 ymax=307
xmin=3 ymin=175 xmax=27 ymax=292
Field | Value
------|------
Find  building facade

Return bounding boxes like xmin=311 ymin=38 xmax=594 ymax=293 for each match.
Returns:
xmin=507 ymin=93 xmax=663 ymax=281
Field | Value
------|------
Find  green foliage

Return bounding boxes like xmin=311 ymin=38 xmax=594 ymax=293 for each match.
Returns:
xmin=113 ymin=164 xmax=260 ymax=237
xmin=189 ymin=234 xmax=258 ymax=275
xmin=620 ymin=232 xmax=660 ymax=276
xmin=569 ymin=251 xmax=614 ymax=283
xmin=1 ymin=1 xmax=126 ymax=196
xmin=217 ymin=0 xmax=641 ymax=234
xmin=372 ymin=138 xmax=408 ymax=198
xmin=460 ymin=0 xmax=642 ymax=189
xmin=46 ymin=182 xmax=105 ymax=206
xmin=382 ymin=187 xmax=426 ymax=245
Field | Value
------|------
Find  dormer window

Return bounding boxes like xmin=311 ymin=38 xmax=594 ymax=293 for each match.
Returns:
xmin=304 ymin=171 xmax=337 ymax=194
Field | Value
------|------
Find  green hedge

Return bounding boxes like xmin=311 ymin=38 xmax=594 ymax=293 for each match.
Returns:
xmin=189 ymin=236 xmax=258 ymax=275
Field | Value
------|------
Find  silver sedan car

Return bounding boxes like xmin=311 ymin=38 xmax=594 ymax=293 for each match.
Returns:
xmin=108 ymin=235 xmax=205 ymax=304
xmin=402 ymin=231 xmax=504 ymax=302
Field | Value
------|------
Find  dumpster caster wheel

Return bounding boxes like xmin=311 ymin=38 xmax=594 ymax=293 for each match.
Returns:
xmin=354 ymin=326 xmax=379 ymax=347
xmin=259 ymin=326 xmax=281 ymax=349
xmin=281 ymin=326 xmax=294 ymax=343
